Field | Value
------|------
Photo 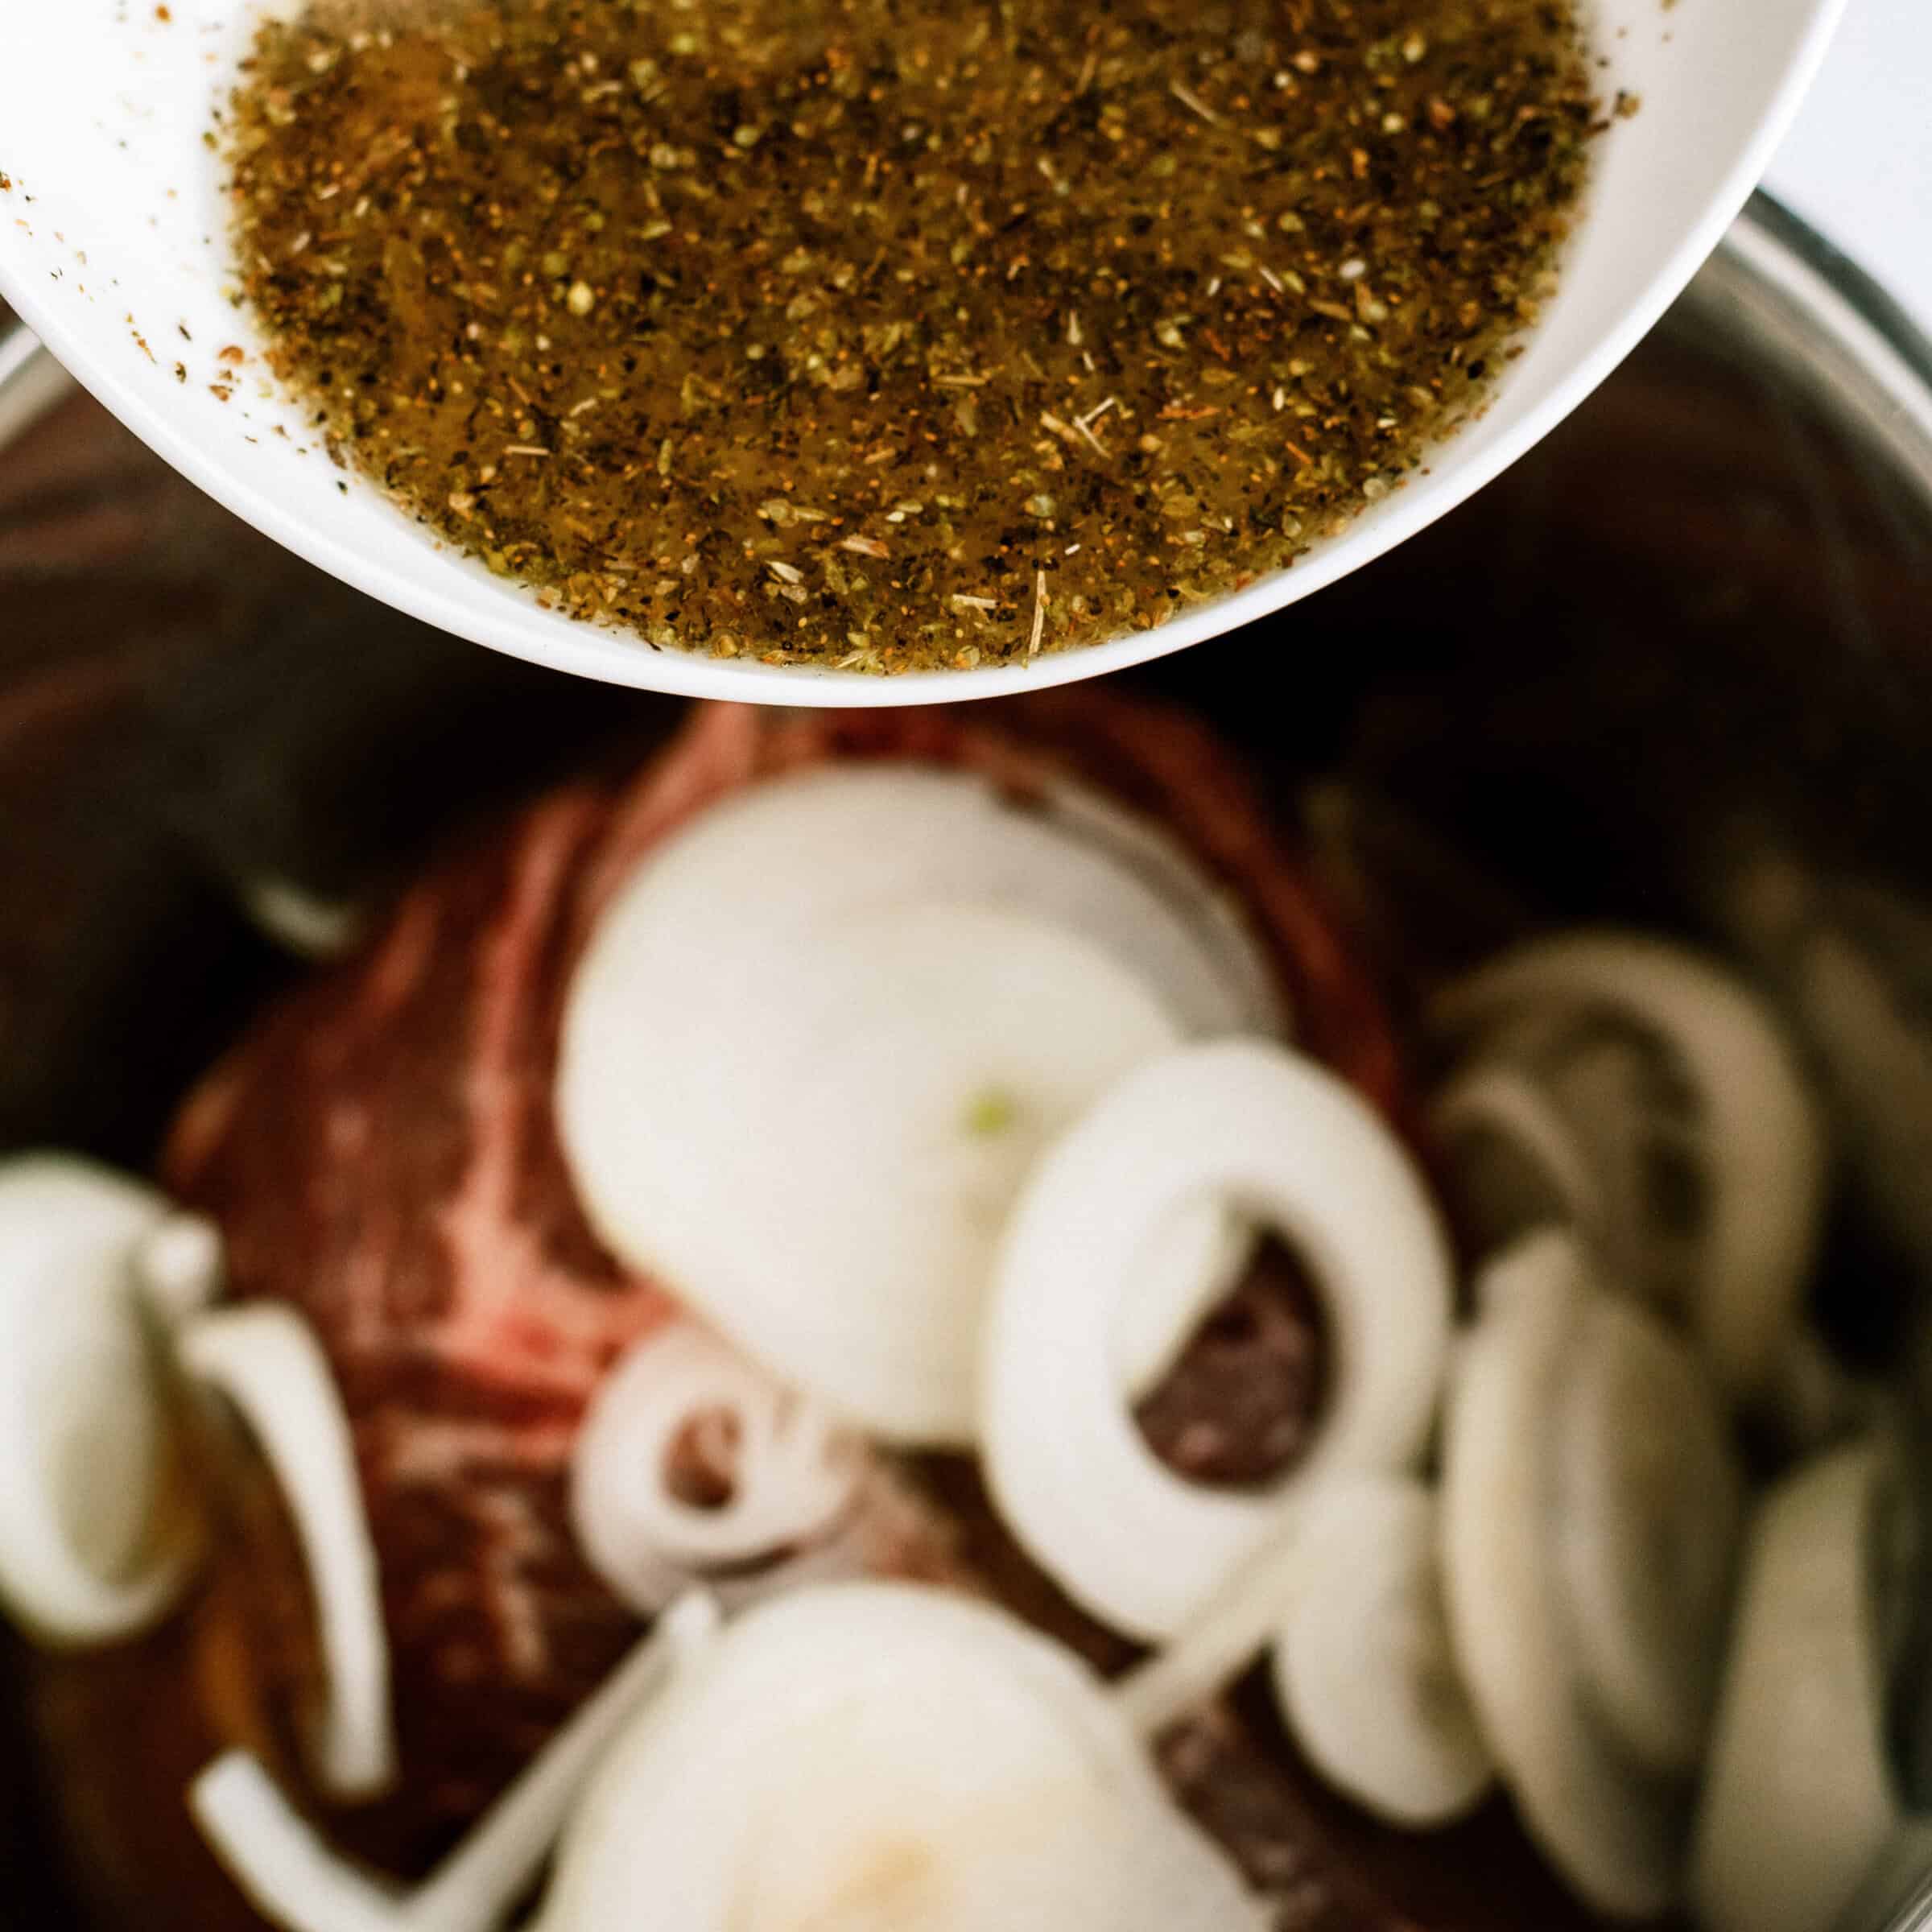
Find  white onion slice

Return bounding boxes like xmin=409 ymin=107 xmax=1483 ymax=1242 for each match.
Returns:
xmin=1436 ymin=931 xmax=1826 ymax=1403
xmin=1828 ymin=1816 xmax=1932 ymax=1932
xmin=1018 ymin=772 xmax=1286 ymax=1039
xmin=537 ymin=1582 xmax=1267 ymax=1932
xmin=134 ymin=1211 xmax=226 ymax=1327
xmin=570 ymin=1320 xmax=863 ymax=1616
xmin=982 ymin=1038 xmax=1453 ymax=1640
xmin=1551 ymin=1291 xmax=1744 ymax=1775
xmin=191 ymin=1593 xmax=720 ymax=1932
xmin=1431 ymin=1059 xmax=1604 ymax=1238
xmin=1114 ymin=1208 xmax=1257 ymax=1401
xmin=1113 ymin=1521 xmax=1308 ymax=1740
xmin=180 ymin=1304 xmax=394 ymax=1800
xmin=1439 ymin=1232 xmax=1683 ymax=1918
xmin=1272 ymin=1476 xmax=1492 ymax=1828
xmin=573 ymin=762 xmax=1282 ymax=1041
xmin=0 ymin=1152 xmax=196 ymax=1646
xmin=558 ymin=761 xmax=1286 ymax=1447
xmin=241 ymin=875 xmax=366 ymax=962
xmin=1767 ymin=1326 xmax=1896 ymax=1458
xmin=563 ymin=894 xmax=1203 ymax=1443
xmin=1691 ymin=1442 xmax=1901 ymax=1932
xmin=192 ymin=1758 xmax=398 ymax=1932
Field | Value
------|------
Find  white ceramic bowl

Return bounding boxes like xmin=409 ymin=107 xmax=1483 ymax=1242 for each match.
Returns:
xmin=0 ymin=0 xmax=1843 ymax=704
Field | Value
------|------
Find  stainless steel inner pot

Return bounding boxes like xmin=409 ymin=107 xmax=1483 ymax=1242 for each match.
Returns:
xmin=2 ymin=193 xmax=1930 ymax=1931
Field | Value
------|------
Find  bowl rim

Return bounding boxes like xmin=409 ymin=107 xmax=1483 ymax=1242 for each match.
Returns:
xmin=0 ymin=0 xmax=1856 ymax=712
xmin=0 ymin=0 xmax=1847 ymax=706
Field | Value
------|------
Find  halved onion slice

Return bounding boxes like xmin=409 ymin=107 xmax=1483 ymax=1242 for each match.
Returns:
xmin=1552 ymin=1290 xmax=1744 ymax=1774
xmin=538 ymin=1582 xmax=1267 ymax=1932
xmin=1113 ymin=1521 xmax=1308 ymax=1740
xmin=982 ymin=1038 xmax=1453 ymax=1640
xmin=1444 ymin=1004 xmax=1707 ymax=1324
xmin=1690 ymin=1442 xmax=1901 ymax=1932
xmin=558 ymin=762 xmax=1286 ymax=1447
xmin=134 ymin=1211 xmax=226 ymax=1327
xmin=1829 ymin=1817 xmax=1932 ymax=1932
xmin=0 ymin=1153 xmax=197 ymax=1646
xmin=1436 ymin=931 xmax=1826 ymax=1403
xmin=1018 ymin=773 xmax=1286 ymax=1041
xmin=192 ymin=1594 xmax=720 ymax=1932
xmin=180 ymin=1304 xmax=394 ymax=1800
xmin=570 ymin=1320 xmax=864 ymax=1616
xmin=240 ymin=875 xmax=366 ymax=963
xmin=1430 ymin=1059 xmax=1603 ymax=1246
xmin=569 ymin=762 xmax=1282 ymax=1042
xmin=1768 ymin=1325 xmax=1895 ymax=1458
xmin=1114 ymin=1208 xmax=1257 ymax=1401
xmin=562 ymin=894 xmax=1201 ymax=1444
xmin=1119 ymin=1477 xmax=1492 ymax=1827
xmin=1272 ymin=1476 xmax=1492 ymax=1828
xmin=192 ymin=1760 xmax=398 ymax=1932
xmin=1440 ymin=1232 xmax=1683 ymax=1918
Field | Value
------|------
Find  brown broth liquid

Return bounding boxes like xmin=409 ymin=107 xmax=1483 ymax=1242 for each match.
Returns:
xmin=226 ymin=0 xmax=1594 ymax=671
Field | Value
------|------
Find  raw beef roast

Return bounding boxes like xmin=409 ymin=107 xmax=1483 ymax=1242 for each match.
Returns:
xmin=33 ymin=692 xmax=1610 ymax=1932
xmin=156 ymin=691 xmax=1398 ymax=1835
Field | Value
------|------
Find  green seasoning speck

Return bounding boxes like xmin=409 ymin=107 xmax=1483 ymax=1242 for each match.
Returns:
xmin=225 ymin=0 xmax=1596 ymax=672
xmin=962 ymin=1086 xmax=1020 ymax=1138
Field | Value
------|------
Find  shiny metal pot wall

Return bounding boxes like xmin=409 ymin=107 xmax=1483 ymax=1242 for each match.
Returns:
xmin=2 ymin=195 xmax=1930 ymax=1930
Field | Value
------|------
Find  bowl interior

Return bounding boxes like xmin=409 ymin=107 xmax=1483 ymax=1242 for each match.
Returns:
xmin=0 ymin=0 xmax=1844 ymax=703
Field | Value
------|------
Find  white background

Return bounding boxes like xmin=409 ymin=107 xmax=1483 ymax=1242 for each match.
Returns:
xmin=1766 ymin=0 xmax=1932 ymax=332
